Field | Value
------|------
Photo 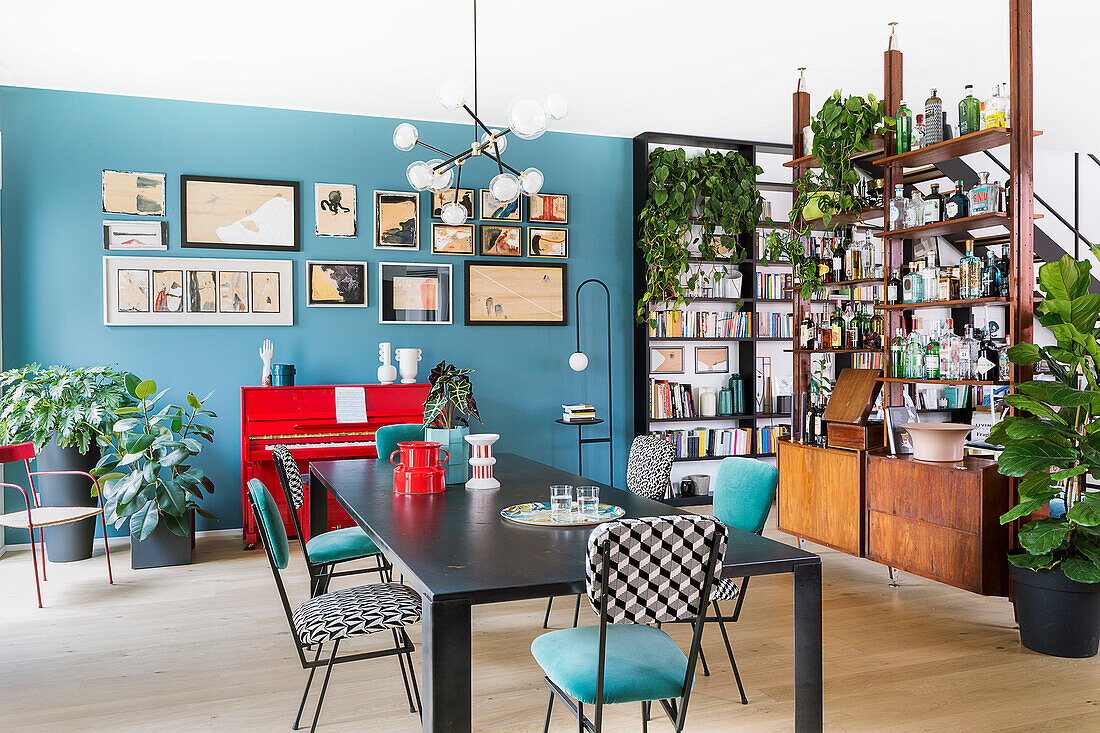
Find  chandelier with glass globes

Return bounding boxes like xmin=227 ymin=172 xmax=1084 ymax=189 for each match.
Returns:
xmin=391 ymin=1 xmax=567 ymax=226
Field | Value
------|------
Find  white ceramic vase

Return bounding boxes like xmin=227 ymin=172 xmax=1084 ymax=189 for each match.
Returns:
xmin=465 ymin=433 xmax=500 ymax=490
xmin=377 ymin=342 xmax=398 ymax=385
xmin=395 ymin=348 xmax=421 ymax=384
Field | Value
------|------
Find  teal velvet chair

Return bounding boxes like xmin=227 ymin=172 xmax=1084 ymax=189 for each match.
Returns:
xmin=530 ymin=515 xmax=728 ymax=733
xmin=271 ymin=444 xmax=391 ymax=597
xmin=375 ymin=423 xmax=425 ymax=463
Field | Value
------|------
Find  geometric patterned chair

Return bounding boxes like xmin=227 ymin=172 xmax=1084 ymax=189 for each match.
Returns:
xmin=247 ymin=479 xmax=421 ymax=732
xmin=531 ymin=515 xmax=728 ymax=733
xmin=271 ymin=444 xmax=391 ymax=597
xmin=0 ymin=441 xmax=113 ymax=608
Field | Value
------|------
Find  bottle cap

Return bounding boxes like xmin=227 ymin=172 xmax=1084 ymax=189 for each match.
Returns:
xmin=965 ymin=84 xmax=973 ymax=91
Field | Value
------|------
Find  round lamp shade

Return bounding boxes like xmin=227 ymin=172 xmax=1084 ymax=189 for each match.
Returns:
xmin=569 ymin=352 xmax=589 ymax=372
xmin=393 ymin=122 xmax=418 ymax=151
xmin=441 ymin=202 xmax=468 ymax=225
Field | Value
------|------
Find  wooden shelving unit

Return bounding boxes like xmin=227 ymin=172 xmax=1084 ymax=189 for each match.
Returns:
xmin=870 ymin=126 xmax=1041 ymax=168
xmin=873 ymin=212 xmax=1011 ymax=239
xmin=875 ymin=296 xmax=1011 ymax=311
xmin=803 ymin=206 xmax=884 ymax=231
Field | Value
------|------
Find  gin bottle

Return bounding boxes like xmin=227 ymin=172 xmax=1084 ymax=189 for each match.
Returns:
xmin=887 ymin=267 xmax=903 ymax=304
xmin=924 ymin=89 xmax=944 ymax=146
xmin=830 ymin=303 xmax=844 ymax=350
xmin=888 ymin=184 xmax=907 ymax=230
xmin=959 ymin=239 xmax=982 ymax=299
xmin=960 ymin=324 xmax=977 ymax=379
xmin=895 ymin=101 xmax=913 ymax=154
xmin=832 ymin=237 xmax=846 ymax=283
xmin=945 ymin=180 xmax=969 ymax=220
xmin=924 ymin=324 xmax=941 ymax=380
xmin=902 ymin=263 xmax=918 ymax=303
xmin=982 ymin=250 xmax=1002 ymax=297
xmin=906 ymin=331 xmax=925 ymax=379
xmin=969 ymin=171 xmax=995 ymax=215
xmin=997 ymin=247 xmax=1011 ymax=297
xmin=923 ymin=183 xmax=944 ymax=224
xmin=905 ymin=190 xmax=924 ymax=228
xmin=975 ymin=329 xmax=999 ymax=381
xmin=913 ymin=114 xmax=925 ymax=149
xmin=923 ymin=248 xmax=940 ymax=302
xmin=959 ymin=85 xmax=981 ymax=135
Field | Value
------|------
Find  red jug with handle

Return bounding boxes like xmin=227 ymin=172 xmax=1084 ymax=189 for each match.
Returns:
xmin=391 ymin=441 xmax=448 ymax=494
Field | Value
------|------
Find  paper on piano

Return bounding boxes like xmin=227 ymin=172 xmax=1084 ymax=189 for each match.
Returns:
xmin=334 ymin=387 xmax=368 ymax=423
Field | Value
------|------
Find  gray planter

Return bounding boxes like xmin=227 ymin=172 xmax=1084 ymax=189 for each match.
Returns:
xmin=37 ymin=442 xmax=100 ymax=563
xmin=131 ymin=510 xmax=194 ymax=569
xmin=1009 ymin=560 xmax=1100 ymax=658
xmin=425 ymin=426 xmax=469 ymax=484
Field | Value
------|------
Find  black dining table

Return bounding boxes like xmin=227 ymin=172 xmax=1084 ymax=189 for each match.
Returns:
xmin=309 ymin=452 xmax=822 ymax=732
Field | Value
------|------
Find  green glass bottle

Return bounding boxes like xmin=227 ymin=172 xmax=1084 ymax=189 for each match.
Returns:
xmin=895 ymin=101 xmax=913 ymax=154
xmin=959 ymin=85 xmax=981 ymax=136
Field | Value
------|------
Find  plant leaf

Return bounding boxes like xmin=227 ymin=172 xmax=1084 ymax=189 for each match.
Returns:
xmin=1061 ymin=555 xmax=1100 ymax=584
xmin=129 ymin=498 xmax=160 ymax=541
xmin=997 ymin=441 xmax=1076 ymax=477
xmin=1018 ymin=518 xmax=1072 ymax=555
xmin=1007 ymin=551 xmax=1057 ymax=570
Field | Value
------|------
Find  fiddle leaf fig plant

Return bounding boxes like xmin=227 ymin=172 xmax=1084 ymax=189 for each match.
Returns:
xmin=422 ymin=361 xmax=483 ymax=430
xmin=93 ymin=378 xmax=217 ymax=541
xmin=636 ymin=147 xmax=764 ymax=322
xmin=990 ymin=255 xmax=1100 ymax=583
xmin=765 ymin=91 xmax=892 ymax=297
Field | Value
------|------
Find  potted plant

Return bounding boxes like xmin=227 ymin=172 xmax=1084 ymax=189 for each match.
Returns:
xmin=93 ymin=378 xmax=217 ymax=569
xmin=990 ymin=254 xmax=1100 ymax=657
xmin=422 ymin=361 xmax=483 ymax=484
xmin=0 ymin=364 xmax=133 ymax=561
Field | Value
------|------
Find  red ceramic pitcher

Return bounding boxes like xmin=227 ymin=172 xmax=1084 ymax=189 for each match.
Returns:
xmin=391 ymin=440 xmax=449 ymax=494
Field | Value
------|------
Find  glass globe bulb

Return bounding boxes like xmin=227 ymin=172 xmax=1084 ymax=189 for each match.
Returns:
xmin=508 ymin=98 xmax=549 ymax=140
xmin=545 ymin=92 xmax=569 ymax=120
xmin=489 ymin=173 xmax=521 ymax=204
xmin=426 ymin=159 xmax=453 ymax=192
xmin=437 ymin=80 xmax=468 ymax=110
xmin=393 ymin=122 xmax=418 ymax=151
xmin=406 ymin=161 xmax=432 ymax=191
xmin=520 ymin=167 xmax=544 ymax=196
xmin=569 ymin=352 xmax=589 ymax=372
xmin=441 ymin=202 xmax=468 ymax=225
xmin=480 ymin=129 xmax=507 ymax=154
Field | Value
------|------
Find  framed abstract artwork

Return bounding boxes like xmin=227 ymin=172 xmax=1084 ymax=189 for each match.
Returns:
xmin=650 ymin=347 xmax=684 ymax=375
xmin=431 ymin=188 xmax=475 ymax=219
xmin=102 ymin=170 xmax=165 ymax=216
xmin=464 ymin=261 xmax=567 ymax=326
xmin=103 ymin=220 xmax=168 ymax=250
xmin=431 ymin=223 xmax=475 ymax=255
xmin=527 ymin=227 xmax=568 ymax=258
xmin=306 ymin=260 xmax=368 ymax=307
xmin=181 ymin=175 xmax=300 ymax=251
xmin=378 ymin=262 xmax=452 ymax=325
xmin=479 ymin=188 xmax=521 ymax=221
xmin=314 ymin=183 xmax=357 ymax=237
xmin=695 ymin=346 xmax=730 ymax=374
xmin=480 ymin=225 xmax=522 ymax=256
xmin=374 ymin=190 xmax=420 ymax=250
xmin=103 ymin=256 xmax=292 ymax=325
xmin=528 ymin=193 xmax=568 ymax=224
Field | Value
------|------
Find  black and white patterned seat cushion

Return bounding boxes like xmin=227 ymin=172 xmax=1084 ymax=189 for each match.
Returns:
xmin=710 ymin=577 xmax=740 ymax=602
xmin=626 ymin=435 xmax=675 ymax=500
xmin=272 ymin=444 xmax=305 ymax=510
xmin=586 ymin=515 xmax=728 ymax=625
xmin=293 ymin=582 xmax=422 ymax=645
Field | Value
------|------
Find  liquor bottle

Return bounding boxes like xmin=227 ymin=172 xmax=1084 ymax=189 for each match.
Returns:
xmin=942 ymin=319 xmax=959 ymax=380
xmin=923 ymin=248 xmax=940 ymax=302
xmin=818 ymin=239 xmax=832 ymax=284
xmin=984 ymin=84 xmax=1000 ymax=129
xmin=922 ymin=183 xmax=944 ymax=224
xmin=959 ymin=85 xmax=981 ymax=135
xmin=913 ymin=113 xmax=925 ymax=149
xmin=844 ymin=229 xmax=860 ymax=281
xmin=902 ymin=262 xmax=924 ymax=303
xmin=976 ymin=329 xmax=1000 ymax=381
xmin=982 ymin=250 xmax=1002 ymax=297
xmin=905 ymin=190 xmax=924 ymax=228
xmin=895 ymin=101 xmax=913 ymax=154
xmin=887 ymin=267 xmax=903 ymax=304
xmin=817 ymin=313 xmax=831 ymax=350
xmin=906 ymin=330 xmax=925 ymax=380
xmin=888 ymin=184 xmax=907 ymax=230
xmin=814 ymin=394 xmax=827 ymax=447
xmin=997 ymin=247 xmax=1011 ymax=297
xmin=939 ymin=266 xmax=959 ymax=302
xmin=845 ymin=302 xmax=860 ymax=349
xmin=924 ymin=89 xmax=944 ymax=146
xmin=800 ymin=311 xmax=816 ymax=349
xmin=999 ymin=335 xmax=1012 ymax=381
xmin=832 ymin=237 xmax=846 ymax=283
xmin=969 ymin=171 xmax=996 ymax=215
xmin=996 ymin=82 xmax=1011 ymax=127
xmin=830 ymin=303 xmax=844 ymax=350
xmin=802 ymin=392 xmax=815 ymax=444
xmin=924 ymin=324 xmax=941 ymax=380
xmin=960 ymin=324 xmax=977 ymax=379
xmin=945 ymin=180 xmax=969 ymax=220
xmin=890 ymin=328 xmax=906 ymax=378
xmin=959 ymin=239 xmax=982 ymax=299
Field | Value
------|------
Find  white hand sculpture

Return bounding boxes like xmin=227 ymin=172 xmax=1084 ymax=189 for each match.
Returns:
xmin=260 ymin=339 xmax=274 ymax=386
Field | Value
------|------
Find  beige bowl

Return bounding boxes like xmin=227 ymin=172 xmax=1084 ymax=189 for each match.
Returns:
xmin=900 ymin=422 xmax=974 ymax=462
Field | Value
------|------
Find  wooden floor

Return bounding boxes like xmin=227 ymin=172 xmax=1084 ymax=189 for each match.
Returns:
xmin=1 ymin=523 xmax=1097 ymax=732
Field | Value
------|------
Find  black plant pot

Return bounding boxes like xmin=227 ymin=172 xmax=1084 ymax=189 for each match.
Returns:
xmin=131 ymin=511 xmax=194 ymax=570
xmin=36 ymin=442 xmax=100 ymax=563
xmin=1009 ymin=560 xmax=1100 ymax=658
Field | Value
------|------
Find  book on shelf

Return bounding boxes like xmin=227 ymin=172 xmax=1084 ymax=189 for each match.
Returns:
xmin=648 ymin=309 xmax=751 ymax=338
xmin=853 ymin=352 xmax=884 ymax=370
xmin=650 ymin=427 xmax=753 ymax=459
xmin=756 ymin=272 xmax=793 ymax=299
xmin=755 ymin=424 xmax=789 ymax=455
xmin=757 ymin=312 xmax=793 ymax=339
xmin=649 ymin=379 xmax=696 ymax=420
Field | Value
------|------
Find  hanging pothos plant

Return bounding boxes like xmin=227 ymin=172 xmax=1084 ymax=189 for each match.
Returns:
xmin=636 ymin=147 xmax=764 ymax=323
xmin=765 ymin=91 xmax=892 ymax=298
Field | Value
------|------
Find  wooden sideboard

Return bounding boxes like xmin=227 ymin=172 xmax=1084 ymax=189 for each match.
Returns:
xmin=777 ymin=438 xmax=865 ymax=556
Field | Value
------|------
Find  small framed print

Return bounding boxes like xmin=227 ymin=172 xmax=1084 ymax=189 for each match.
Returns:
xmin=528 ymin=193 xmax=568 ymax=224
xmin=480 ymin=225 xmax=522 ymax=256
xmin=151 ymin=270 xmax=184 ymax=312
xmin=219 ymin=271 xmax=249 ymax=313
xmin=187 ymin=270 xmax=217 ymax=313
xmin=117 ymin=269 xmax=151 ymax=312
xmin=479 ymin=188 xmax=521 ymax=221
xmin=650 ymin=347 xmax=684 ymax=374
xmin=307 ymin=261 xmax=368 ymax=307
xmin=102 ymin=170 xmax=166 ymax=216
xmin=379 ymin=262 xmax=452 ymax=324
xmin=251 ymin=271 xmax=282 ymax=313
xmin=527 ymin=227 xmax=568 ymax=258
xmin=103 ymin=220 xmax=168 ymax=250
xmin=374 ymin=190 xmax=420 ymax=249
xmin=431 ymin=188 xmax=475 ymax=219
xmin=695 ymin=346 xmax=730 ymax=374
xmin=315 ymin=183 xmax=356 ymax=237
xmin=431 ymin=223 xmax=475 ymax=255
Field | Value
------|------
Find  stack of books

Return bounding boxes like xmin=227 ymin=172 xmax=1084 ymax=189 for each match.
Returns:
xmin=562 ymin=403 xmax=597 ymax=423
xmin=650 ymin=427 xmax=752 ymax=459
xmin=648 ymin=379 xmax=697 ymax=420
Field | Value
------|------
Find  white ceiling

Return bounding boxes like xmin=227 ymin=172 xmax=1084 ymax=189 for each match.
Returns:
xmin=0 ymin=1 xmax=1091 ymax=150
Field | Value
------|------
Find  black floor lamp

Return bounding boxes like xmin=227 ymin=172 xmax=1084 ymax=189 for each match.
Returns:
xmin=557 ymin=278 xmax=613 ymax=486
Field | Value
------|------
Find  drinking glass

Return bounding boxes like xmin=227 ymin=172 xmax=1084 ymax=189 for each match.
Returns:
xmin=576 ymin=486 xmax=600 ymax=519
xmin=550 ymin=485 xmax=574 ymax=521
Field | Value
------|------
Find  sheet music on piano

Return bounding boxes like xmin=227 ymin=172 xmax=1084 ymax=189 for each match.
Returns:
xmin=334 ymin=386 xmax=368 ymax=423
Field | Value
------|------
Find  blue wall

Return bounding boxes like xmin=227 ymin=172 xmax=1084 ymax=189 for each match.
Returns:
xmin=0 ymin=86 xmax=634 ymax=541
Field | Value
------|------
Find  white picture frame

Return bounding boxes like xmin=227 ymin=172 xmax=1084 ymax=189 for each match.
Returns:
xmin=378 ymin=261 xmax=452 ymax=325
xmin=314 ymin=183 xmax=357 ymax=237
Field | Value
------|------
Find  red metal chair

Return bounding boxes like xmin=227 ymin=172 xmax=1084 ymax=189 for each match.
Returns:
xmin=0 ymin=441 xmax=114 ymax=607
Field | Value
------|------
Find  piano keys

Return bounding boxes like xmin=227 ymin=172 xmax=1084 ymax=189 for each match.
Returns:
xmin=240 ymin=383 xmax=429 ymax=547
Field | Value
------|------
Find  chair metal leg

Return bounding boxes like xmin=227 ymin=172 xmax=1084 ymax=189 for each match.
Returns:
xmin=731 ymin=577 xmax=749 ymax=622
xmin=641 ymin=701 xmax=649 ymax=732
xmin=699 ymin=645 xmax=710 ymax=677
xmin=572 ymin=593 xmax=581 ymax=628
xmin=542 ymin=691 xmax=554 ymax=733
xmin=577 ymin=701 xmax=584 ymax=732
xmin=406 ymin=650 xmax=422 ymax=719
xmin=293 ymin=643 xmax=325 ymax=730
xmin=100 ymin=513 xmax=114 ymax=585
xmin=309 ymin=639 xmax=340 ymax=733
xmin=28 ymin=525 xmax=43 ymax=608
xmin=714 ymin=602 xmax=748 ymax=704
xmin=543 ymin=596 xmax=553 ymax=628
xmin=392 ymin=629 xmax=416 ymax=713
xmin=38 ymin=528 xmax=48 ymax=581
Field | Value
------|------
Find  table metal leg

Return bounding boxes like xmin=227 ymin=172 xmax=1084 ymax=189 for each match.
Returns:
xmin=422 ymin=597 xmax=472 ymax=732
xmin=308 ymin=467 xmax=328 ymax=540
xmin=793 ymin=562 xmax=823 ymax=732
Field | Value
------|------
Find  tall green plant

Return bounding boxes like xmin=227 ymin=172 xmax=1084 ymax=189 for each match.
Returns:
xmin=93 ymin=378 xmax=217 ymax=540
xmin=992 ymin=255 xmax=1100 ymax=583
xmin=422 ymin=361 xmax=483 ymax=430
xmin=636 ymin=147 xmax=764 ymax=322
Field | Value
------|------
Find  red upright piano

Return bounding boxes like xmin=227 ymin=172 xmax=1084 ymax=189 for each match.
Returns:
xmin=240 ymin=383 xmax=429 ymax=547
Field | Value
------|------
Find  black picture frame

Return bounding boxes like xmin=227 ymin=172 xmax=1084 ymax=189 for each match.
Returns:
xmin=694 ymin=346 xmax=730 ymax=374
xmin=378 ymin=262 xmax=452 ymax=325
xmin=463 ymin=260 xmax=567 ymax=326
xmin=180 ymin=175 xmax=301 ymax=251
